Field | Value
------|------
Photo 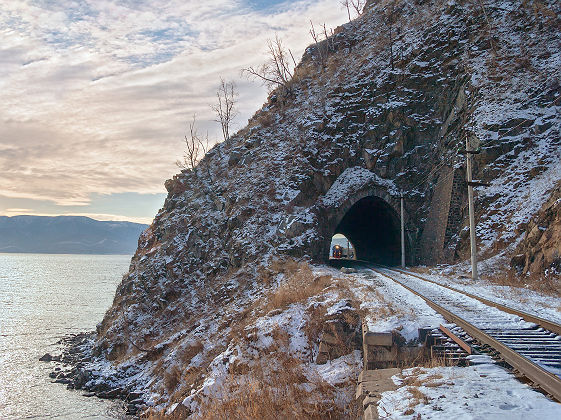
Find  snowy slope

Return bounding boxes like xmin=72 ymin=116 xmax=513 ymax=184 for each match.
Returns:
xmin=62 ymin=0 xmax=561 ymax=416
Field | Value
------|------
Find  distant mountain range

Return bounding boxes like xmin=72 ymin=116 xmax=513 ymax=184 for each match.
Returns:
xmin=0 ymin=216 xmax=149 ymax=254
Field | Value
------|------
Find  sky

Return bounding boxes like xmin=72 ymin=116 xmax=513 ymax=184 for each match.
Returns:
xmin=0 ymin=0 xmax=348 ymax=224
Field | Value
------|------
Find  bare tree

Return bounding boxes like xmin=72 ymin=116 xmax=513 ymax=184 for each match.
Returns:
xmin=340 ymin=0 xmax=366 ymax=21
xmin=211 ymin=78 xmax=238 ymax=142
xmin=385 ymin=1 xmax=398 ymax=70
xmin=242 ymin=35 xmax=297 ymax=94
xmin=309 ymin=21 xmax=334 ymax=69
xmin=341 ymin=0 xmax=352 ymax=21
xmin=176 ymin=114 xmax=209 ymax=172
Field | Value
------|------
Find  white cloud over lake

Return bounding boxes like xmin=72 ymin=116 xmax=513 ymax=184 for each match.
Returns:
xmin=0 ymin=0 xmax=347 ymax=220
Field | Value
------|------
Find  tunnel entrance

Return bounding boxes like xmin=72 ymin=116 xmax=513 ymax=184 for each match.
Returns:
xmin=332 ymin=196 xmax=402 ymax=266
xmin=329 ymin=234 xmax=356 ymax=260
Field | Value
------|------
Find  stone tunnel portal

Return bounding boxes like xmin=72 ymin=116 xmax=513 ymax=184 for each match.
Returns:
xmin=334 ymin=196 xmax=402 ymax=266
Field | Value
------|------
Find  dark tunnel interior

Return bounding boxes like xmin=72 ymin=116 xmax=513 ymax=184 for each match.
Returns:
xmin=334 ymin=196 xmax=401 ymax=266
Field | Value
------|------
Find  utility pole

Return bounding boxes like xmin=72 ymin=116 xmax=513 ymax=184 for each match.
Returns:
xmin=400 ymin=192 xmax=405 ymax=268
xmin=466 ymin=136 xmax=478 ymax=281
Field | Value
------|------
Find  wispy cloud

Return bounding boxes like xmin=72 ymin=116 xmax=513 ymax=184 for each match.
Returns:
xmin=0 ymin=0 xmax=346 ymax=219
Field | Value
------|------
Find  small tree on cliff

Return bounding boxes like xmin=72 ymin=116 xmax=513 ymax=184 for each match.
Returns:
xmin=385 ymin=0 xmax=399 ymax=70
xmin=176 ymin=114 xmax=209 ymax=172
xmin=341 ymin=0 xmax=366 ymax=21
xmin=242 ymin=35 xmax=297 ymax=95
xmin=211 ymin=78 xmax=238 ymax=142
xmin=309 ymin=21 xmax=335 ymax=70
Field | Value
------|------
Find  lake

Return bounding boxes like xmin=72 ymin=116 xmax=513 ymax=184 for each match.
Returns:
xmin=0 ymin=253 xmax=132 ymax=419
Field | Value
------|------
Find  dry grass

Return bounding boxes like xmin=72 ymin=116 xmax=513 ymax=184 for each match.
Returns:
xmin=195 ymin=354 xmax=356 ymax=420
xmin=144 ymin=259 xmax=361 ymax=419
xmin=409 ymin=266 xmax=432 ymax=275
xmin=301 ymin=304 xmax=329 ymax=352
xmin=493 ymin=269 xmax=561 ymax=297
xmin=410 ymin=264 xmax=561 ymax=298
xmin=263 ymin=260 xmax=334 ymax=312
xmin=398 ymin=369 xmax=456 ymax=416
xmin=164 ymin=365 xmax=182 ymax=393
xmin=402 ymin=371 xmax=448 ymax=388
xmin=222 ymin=259 xmax=345 ymax=359
xmin=148 ymin=342 xmax=227 ymax=414
xmin=178 ymin=341 xmax=204 ymax=365
xmin=367 ymin=288 xmax=407 ymax=322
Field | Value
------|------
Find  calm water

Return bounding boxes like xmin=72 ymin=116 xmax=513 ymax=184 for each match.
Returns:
xmin=0 ymin=253 xmax=132 ymax=419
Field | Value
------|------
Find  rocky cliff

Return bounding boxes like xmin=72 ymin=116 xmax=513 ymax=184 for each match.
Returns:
xmin=77 ymin=0 xmax=560 ymax=415
xmin=511 ymin=180 xmax=561 ymax=277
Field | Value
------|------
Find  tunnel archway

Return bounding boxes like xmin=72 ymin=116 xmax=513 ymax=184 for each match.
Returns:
xmin=332 ymin=196 xmax=402 ymax=266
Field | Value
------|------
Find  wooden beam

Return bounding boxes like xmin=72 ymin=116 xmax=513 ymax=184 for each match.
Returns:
xmin=439 ymin=324 xmax=472 ymax=355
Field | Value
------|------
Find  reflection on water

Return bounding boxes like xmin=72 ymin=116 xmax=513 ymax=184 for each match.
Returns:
xmin=0 ymin=253 xmax=131 ymax=419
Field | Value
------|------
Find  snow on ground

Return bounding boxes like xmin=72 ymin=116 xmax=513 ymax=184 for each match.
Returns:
xmin=179 ymin=265 xmax=364 ymax=416
xmin=314 ymin=350 xmax=363 ymax=387
xmin=412 ymin=267 xmax=561 ymax=324
xmin=378 ymin=355 xmax=561 ymax=419
xmin=175 ymin=264 xmax=560 ymax=417
xmin=381 ymin=268 xmax=538 ymax=331
xmin=347 ymin=268 xmax=446 ymax=341
xmin=332 ymin=266 xmax=561 ymax=418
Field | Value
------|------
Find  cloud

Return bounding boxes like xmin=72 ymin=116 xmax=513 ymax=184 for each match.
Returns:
xmin=0 ymin=0 xmax=347 ymax=218
xmin=4 ymin=208 xmax=34 ymax=214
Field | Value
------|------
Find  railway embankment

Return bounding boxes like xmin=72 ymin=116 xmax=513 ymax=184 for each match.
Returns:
xmin=351 ymin=266 xmax=561 ymax=418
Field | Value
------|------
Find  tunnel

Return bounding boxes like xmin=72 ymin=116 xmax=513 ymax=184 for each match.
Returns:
xmin=333 ymin=196 xmax=402 ymax=266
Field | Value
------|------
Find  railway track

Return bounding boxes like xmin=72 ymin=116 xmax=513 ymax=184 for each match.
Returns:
xmin=368 ymin=266 xmax=561 ymax=402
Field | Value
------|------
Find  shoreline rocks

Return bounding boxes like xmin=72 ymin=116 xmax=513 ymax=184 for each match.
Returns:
xmin=39 ymin=353 xmax=61 ymax=362
xmin=39 ymin=332 xmax=146 ymax=417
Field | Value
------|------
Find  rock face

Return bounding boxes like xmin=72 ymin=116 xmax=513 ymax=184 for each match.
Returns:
xmin=511 ymin=181 xmax=561 ymax=276
xmin=89 ymin=0 xmax=560 ymax=413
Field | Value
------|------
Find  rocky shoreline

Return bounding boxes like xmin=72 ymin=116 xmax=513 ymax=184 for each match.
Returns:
xmin=40 ymin=332 xmax=145 ymax=417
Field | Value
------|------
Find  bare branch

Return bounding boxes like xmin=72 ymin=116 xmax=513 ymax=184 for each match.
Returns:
xmin=350 ymin=0 xmax=366 ymax=15
xmin=341 ymin=0 xmax=365 ymax=20
xmin=309 ymin=21 xmax=324 ymax=67
xmin=211 ymin=78 xmax=238 ymax=142
xmin=242 ymin=35 xmax=295 ymax=94
xmin=340 ymin=0 xmax=351 ymax=22
xmin=385 ymin=1 xmax=398 ymax=70
xmin=177 ymin=114 xmax=208 ymax=172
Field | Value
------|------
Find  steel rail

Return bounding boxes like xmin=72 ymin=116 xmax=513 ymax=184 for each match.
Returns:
xmin=371 ymin=268 xmax=561 ymax=402
xmin=388 ymin=267 xmax=561 ymax=336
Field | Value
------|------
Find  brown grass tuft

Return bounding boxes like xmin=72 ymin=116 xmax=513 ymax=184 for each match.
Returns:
xmin=494 ymin=269 xmax=561 ymax=297
xmin=178 ymin=341 xmax=204 ymax=365
xmin=263 ymin=260 xmax=334 ymax=312
xmin=196 ymin=354 xmax=354 ymax=420
xmin=164 ymin=365 xmax=182 ymax=393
